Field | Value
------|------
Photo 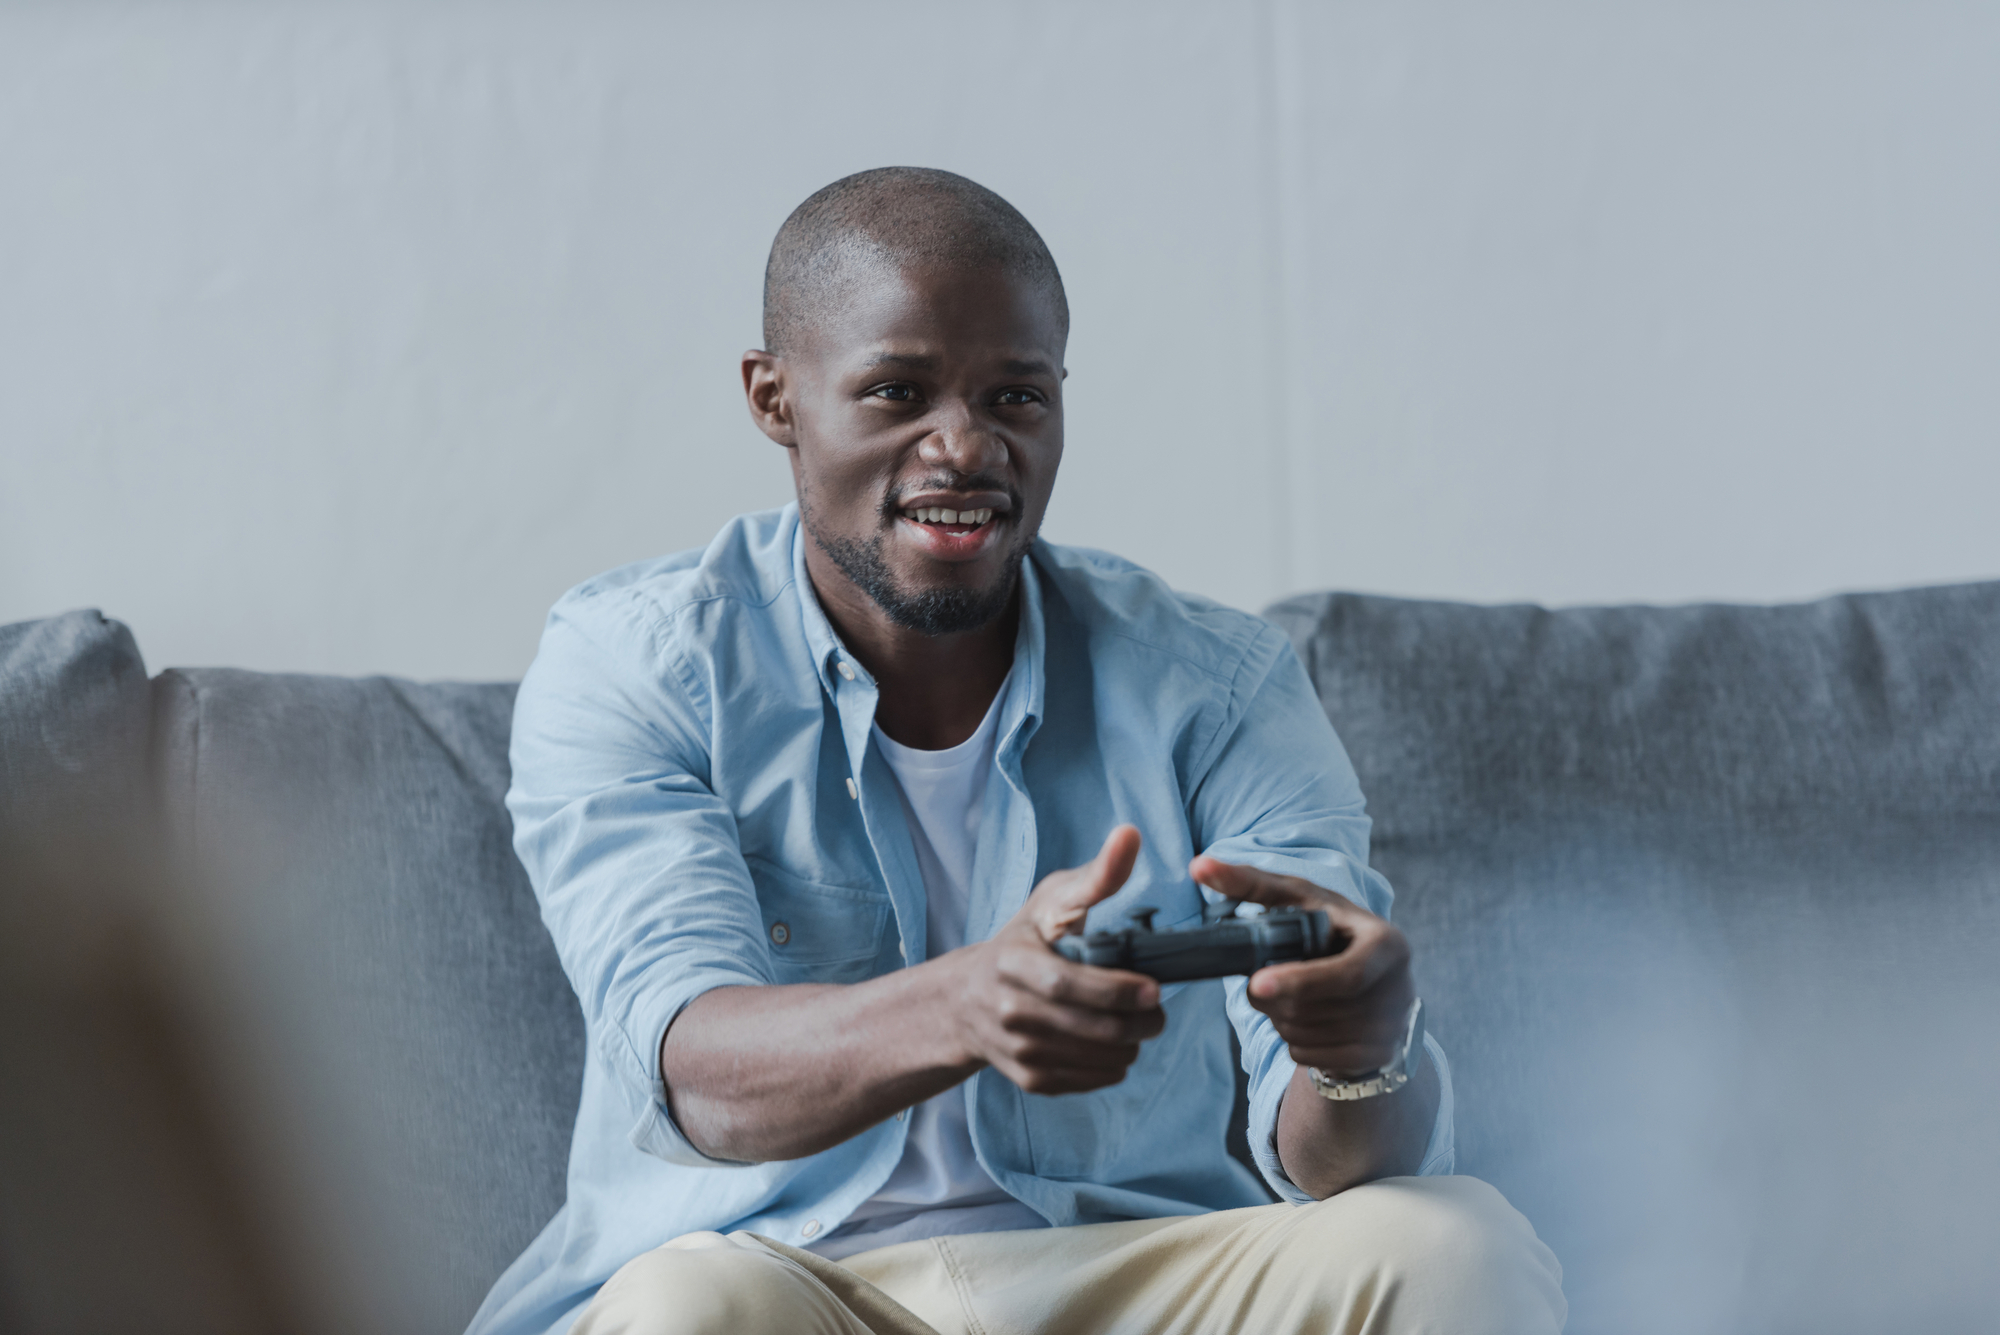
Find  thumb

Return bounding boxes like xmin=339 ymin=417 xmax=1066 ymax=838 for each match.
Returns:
xmin=1023 ymin=825 xmax=1142 ymax=943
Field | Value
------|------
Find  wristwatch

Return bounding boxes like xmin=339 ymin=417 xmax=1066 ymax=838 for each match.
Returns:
xmin=1306 ymin=997 xmax=1425 ymax=1101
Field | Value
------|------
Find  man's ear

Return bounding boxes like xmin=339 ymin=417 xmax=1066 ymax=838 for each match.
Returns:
xmin=742 ymin=350 xmax=798 ymax=448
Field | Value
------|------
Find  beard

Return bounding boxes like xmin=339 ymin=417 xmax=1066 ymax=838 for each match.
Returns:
xmin=803 ymin=483 xmax=1030 ymax=637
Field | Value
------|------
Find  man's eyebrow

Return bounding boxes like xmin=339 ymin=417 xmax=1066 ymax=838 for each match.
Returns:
xmin=861 ymin=352 xmax=942 ymax=372
xmin=856 ymin=352 xmax=1057 ymax=376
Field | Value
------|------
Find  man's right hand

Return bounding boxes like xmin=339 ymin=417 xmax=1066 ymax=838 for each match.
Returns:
xmin=948 ymin=825 xmax=1166 ymax=1094
xmin=663 ymin=825 xmax=1166 ymax=1160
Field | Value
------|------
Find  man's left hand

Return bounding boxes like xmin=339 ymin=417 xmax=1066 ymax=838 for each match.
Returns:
xmin=1186 ymin=855 xmax=1414 ymax=1078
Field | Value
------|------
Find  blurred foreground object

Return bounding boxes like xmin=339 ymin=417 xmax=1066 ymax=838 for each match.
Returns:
xmin=0 ymin=614 xmax=289 ymax=1335
xmin=2 ymin=585 xmax=1997 ymax=1334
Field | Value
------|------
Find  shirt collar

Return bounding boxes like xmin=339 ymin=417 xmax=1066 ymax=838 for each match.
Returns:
xmin=788 ymin=505 xmax=1047 ymax=748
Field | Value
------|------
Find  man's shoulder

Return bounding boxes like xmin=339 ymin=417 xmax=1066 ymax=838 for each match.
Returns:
xmin=552 ymin=508 xmax=798 ymax=646
xmin=1032 ymin=540 xmax=1286 ymax=688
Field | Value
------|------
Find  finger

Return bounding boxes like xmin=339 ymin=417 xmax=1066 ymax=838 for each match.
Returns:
xmin=1246 ymin=922 xmax=1407 ymax=1003
xmin=1188 ymin=856 xmax=1365 ymax=920
xmin=1009 ymin=1000 xmax=1166 ymax=1047
xmin=981 ymin=1003 xmax=1150 ymax=1085
xmin=991 ymin=971 xmax=1167 ymax=1041
xmin=999 ymin=1028 xmax=1145 ymax=1071
xmin=998 ymin=946 xmax=1160 ymax=1012
xmin=1025 ymin=825 xmax=1143 ymax=941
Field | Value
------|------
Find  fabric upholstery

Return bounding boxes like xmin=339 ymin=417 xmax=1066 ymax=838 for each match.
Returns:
xmin=10 ymin=580 xmax=1997 ymax=1335
xmin=0 ymin=609 xmax=151 ymax=884
xmin=151 ymin=669 xmax=583 ymax=1334
xmin=1262 ymin=582 xmax=2000 ymax=1334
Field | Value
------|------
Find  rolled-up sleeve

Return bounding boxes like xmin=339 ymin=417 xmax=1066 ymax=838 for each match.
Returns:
xmin=507 ymin=593 xmax=771 ymax=1167
xmin=1190 ymin=626 xmax=1457 ymax=1202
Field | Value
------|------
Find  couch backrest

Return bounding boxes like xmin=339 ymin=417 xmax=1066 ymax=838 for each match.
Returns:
xmin=1263 ymin=581 xmax=2000 ymax=1334
xmin=151 ymin=668 xmax=583 ymax=1335
xmin=13 ymin=583 xmax=1999 ymax=1335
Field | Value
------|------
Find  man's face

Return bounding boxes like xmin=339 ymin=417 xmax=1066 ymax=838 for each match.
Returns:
xmin=748 ymin=261 xmax=1065 ymax=636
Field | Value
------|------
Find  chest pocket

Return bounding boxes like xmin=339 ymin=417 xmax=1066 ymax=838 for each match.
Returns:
xmin=746 ymin=856 xmax=892 ymax=984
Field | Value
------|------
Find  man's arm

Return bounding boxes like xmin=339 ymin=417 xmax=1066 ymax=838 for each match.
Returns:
xmin=662 ymin=828 xmax=1166 ymax=1163
xmin=1275 ymin=1058 xmax=1440 ymax=1196
xmin=514 ymin=603 xmax=1164 ymax=1167
xmin=1181 ymin=624 xmax=1453 ymax=1199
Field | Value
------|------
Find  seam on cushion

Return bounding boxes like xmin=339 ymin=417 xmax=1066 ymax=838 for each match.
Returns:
xmin=187 ymin=675 xmax=204 ymax=873
xmin=149 ymin=670 xmax=204 ymax=873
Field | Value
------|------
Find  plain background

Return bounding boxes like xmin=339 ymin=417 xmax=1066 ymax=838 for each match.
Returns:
xmin=3 ymin=0 xmax=1996 ymax=680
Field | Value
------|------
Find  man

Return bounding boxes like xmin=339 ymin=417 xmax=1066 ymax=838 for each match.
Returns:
xmin=471 ymin=168 xmax=1563 ymax=1335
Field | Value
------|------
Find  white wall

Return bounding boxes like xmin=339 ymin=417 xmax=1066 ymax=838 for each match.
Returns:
xmin=3 ymin=1 xmax=1995 ymax=680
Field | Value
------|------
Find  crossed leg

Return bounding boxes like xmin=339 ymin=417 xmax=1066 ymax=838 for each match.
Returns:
xmin=575 ymin=1176 xmax=1565 ymax=1335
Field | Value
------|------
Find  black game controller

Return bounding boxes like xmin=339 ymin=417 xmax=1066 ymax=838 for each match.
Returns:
xmin=1054 ymin=903 xmax=1342 ymax=982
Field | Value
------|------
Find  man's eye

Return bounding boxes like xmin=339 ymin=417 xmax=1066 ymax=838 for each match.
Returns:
xmin=872 ymin=384 xmax=918 ymax=402
xmin=995 ymin=389 xmax=1042 ymax=406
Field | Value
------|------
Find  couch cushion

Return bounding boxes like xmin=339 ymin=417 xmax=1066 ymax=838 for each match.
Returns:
xmin=1263 ymin=582 xmax=2000 ymax=1334
xmin=0 ymin=609 xmax=151 ymax=893
xmin=153 ymin=669 xmax=582 ymax=1335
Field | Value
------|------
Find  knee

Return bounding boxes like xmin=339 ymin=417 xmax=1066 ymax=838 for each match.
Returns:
xmin=572 ymin=1233 xmax=830 ymax=1335
xmin=1284 ymin=1177 xmax=1567 ymax=1332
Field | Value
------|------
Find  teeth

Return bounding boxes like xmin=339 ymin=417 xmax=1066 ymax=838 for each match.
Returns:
xmin=905 ymin=506 xmax=997 ymax=525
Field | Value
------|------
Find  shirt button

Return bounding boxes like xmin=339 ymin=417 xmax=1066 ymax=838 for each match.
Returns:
xmin=769 ymin=921 xmax=790 ymax=946
xmin=895 ymin=1109 xmax=906 ymax=1121
xmin=845 ymin=777 xmax=858 ymax=800
xmin=838 ymin=661 xmax=856 ymax=681
xmin=801 ymin=1219 xmax=821 ymax=1239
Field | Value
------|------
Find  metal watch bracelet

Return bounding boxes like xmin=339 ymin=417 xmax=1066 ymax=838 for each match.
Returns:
xmin=1306 ymin=997 xmax=1426 ymax=1102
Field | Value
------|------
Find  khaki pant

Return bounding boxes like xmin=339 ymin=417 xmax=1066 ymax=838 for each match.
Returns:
xmin=573 ymin=1176 xmax=1565 ymax=1335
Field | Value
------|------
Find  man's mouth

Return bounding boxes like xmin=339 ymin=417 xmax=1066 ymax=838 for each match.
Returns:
xmin=898 ymin=504 xmax=998 ymax=534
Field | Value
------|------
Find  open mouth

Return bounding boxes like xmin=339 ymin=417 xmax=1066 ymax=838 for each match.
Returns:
xmin=899 ymin=504 xmax=999 ymax=536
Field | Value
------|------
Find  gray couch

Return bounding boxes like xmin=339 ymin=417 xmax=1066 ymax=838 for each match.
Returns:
xmin=3 ymin=584 xmax=1997 ymax=1335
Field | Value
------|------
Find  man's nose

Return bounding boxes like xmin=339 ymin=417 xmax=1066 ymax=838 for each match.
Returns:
xmin=916 ymin=401 xmax=1009 ymax=474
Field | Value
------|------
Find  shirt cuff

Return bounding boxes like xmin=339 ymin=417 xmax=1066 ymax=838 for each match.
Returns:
xmin=608 ymin=965 xmax=764 ymax=1168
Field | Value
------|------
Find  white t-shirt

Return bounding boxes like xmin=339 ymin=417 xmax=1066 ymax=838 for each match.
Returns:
xmin=810 ymin=671 xmax=1047 ymax=1260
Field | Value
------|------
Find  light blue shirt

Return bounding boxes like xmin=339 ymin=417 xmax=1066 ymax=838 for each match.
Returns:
xmin=470 ymin=506 xmax=1454 ymax=1335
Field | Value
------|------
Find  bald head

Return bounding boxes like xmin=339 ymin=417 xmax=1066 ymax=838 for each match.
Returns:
xmin=762 ymin=167 xmax=1068 ymax=358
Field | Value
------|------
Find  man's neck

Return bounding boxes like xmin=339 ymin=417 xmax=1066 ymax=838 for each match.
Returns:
xmin=805 ymin=552 xmax=1018 ymax=753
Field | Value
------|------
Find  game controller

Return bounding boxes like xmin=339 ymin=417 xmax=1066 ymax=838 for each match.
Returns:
xmin=1054 ymin=903 xmax=1342 ymax=982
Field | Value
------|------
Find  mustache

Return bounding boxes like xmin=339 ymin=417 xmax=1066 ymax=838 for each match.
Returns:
xmin=878 ymin=473 xmax=1022 ymax=521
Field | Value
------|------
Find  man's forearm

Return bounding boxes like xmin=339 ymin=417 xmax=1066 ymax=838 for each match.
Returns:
xmin=1274 ymin=1051 xmax=1439 ymax=1199
xmin=661 ymin=962 xmax=981 ymax=1163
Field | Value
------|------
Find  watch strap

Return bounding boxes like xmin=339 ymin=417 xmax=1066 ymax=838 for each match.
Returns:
xmin=1306 ymin=997 xmax=1425 ymax=1102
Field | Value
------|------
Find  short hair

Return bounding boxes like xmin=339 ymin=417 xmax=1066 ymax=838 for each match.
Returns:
xmin=762 ymin=167 xmax=1069 ymax=356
